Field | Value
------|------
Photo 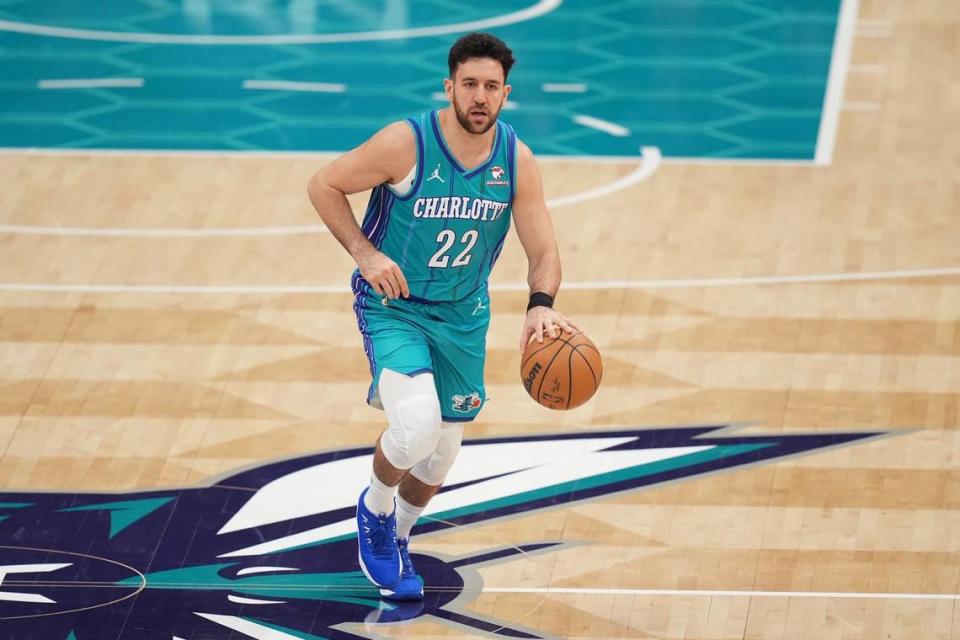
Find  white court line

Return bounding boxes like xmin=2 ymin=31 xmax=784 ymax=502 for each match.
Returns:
xmin=242 ymin=80 xmax=346 ymax=93
xmin=1 ymin=267 xmax=957 ymax=295
xmin=37 ymin=78 xmax=143 ymax=90
xmin=0 ymin=147 xmax=659 ymax=238
xmin=549 ymin=155 xmax=815 ymax=166
xmin=483 ymin=587 xmax=960 ymax=601
xmin=843 ymin=102 xmax=881 ymax=111
xmin=573 ymin=115 xmax=630 ymax=138
xmin=660 ymin=156 xmax=815 ymax=167
xmin=0 ymin=224 xmax=330 ymax=237
xmin=0 ymin=0 xmax=560 ymax=45
xmin=542 ymin=83 xmax=587 ymax=93
xmin=547 ymin=146 xmax=659 ymax=208
xmin=815 ymin=0 xmax=859 ymax=166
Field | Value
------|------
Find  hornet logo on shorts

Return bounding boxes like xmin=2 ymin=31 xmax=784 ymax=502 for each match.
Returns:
xmin=0 ymin=425 xmax=887 ymax=639
xmin=487 ymin=165 xmax=508 ymax=187
xmin=451 ymin=392 xmax=482 ymax=413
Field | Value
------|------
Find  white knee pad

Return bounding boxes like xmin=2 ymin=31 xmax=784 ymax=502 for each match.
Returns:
xmin=378 ymin=369 xmax=442 ymax=470
xmin=410 ymin=422 xmax=463 ymax=486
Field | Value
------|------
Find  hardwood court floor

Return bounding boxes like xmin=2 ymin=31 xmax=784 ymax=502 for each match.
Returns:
xmin=1 ymin=2 xmax=958 ymax=639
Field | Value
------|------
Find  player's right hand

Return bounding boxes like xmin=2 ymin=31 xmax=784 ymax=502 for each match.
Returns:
xmin=357 ymin=250 xmax=410 ymax=299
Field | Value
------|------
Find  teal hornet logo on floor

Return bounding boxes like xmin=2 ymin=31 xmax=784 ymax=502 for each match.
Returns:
xmin=0 ymin=424 xmax=887 ymax=639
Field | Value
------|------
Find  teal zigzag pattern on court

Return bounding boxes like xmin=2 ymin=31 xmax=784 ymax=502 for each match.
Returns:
xmin=0 ymin=0 xmax=839 ymax=158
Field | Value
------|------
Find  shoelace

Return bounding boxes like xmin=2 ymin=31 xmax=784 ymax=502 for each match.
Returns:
xmin=398 ymin=541 xmax=415 ymax=577
xmin=363 ymin=514 xmax=396 ymax=559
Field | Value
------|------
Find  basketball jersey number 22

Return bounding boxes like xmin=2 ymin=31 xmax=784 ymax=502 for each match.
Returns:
xmin=359 ymin=110 xmax=517 ymax=302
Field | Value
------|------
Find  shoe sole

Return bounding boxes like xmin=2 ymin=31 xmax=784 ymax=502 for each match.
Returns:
xmin=379 ymin=587 xmax=424 ymax=601
xmin=357 ymin=545 xmax=401 ymax=590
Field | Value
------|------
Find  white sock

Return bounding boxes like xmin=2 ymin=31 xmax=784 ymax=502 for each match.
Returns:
xmin=363 ymin=474 xmax=397 ymax=515
xmin=395 ymin=494 xmax=426 ymax=541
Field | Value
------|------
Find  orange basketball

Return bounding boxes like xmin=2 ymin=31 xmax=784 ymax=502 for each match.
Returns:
xmin=520 ymin=330 xmax=603 ymax=410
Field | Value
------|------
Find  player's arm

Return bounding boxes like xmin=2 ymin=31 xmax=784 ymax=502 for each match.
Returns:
xmin=307 ymin=122 xmax=413 ymax=299
xmin=512 ymin=140 xmax=579 ymax=351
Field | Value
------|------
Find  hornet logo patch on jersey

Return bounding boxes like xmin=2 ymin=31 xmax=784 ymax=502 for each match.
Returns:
xmin=0 ymin=425 xmax=887 ymax=639
xmin=451 ymin=392 xmax=482 ymax=412
xmin=487 ymin=165 xmax=508 ymax=187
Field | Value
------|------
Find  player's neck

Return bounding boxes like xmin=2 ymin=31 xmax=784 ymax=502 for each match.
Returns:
xmin=438 ymin=108 xmax=496 ymax=169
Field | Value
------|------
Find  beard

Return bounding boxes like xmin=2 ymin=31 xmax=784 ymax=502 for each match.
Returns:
xmin=452 ymin=93 xmax=501 ymax=135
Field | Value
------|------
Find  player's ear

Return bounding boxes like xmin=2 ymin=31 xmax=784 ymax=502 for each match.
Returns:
xmin=443 ymin=77 xmax=453 ymax=99
xmin=503 ymin=83 xmax=512 ymax=101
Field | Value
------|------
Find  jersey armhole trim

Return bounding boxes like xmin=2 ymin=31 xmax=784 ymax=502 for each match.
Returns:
xmin=506 ymin=124 xmax=517 ymax=203
xmin=387 ymin=117 xmax=425 ymax=201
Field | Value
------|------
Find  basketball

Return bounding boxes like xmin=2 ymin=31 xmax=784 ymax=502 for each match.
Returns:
xmin=520 ymin=330 xmax=603 ymax=410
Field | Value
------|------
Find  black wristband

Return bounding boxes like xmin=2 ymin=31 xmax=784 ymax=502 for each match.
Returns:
xmin=527 ymin=291 xmax=554 ymax=312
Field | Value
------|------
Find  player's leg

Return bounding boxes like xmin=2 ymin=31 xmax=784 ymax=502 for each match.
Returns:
xmin=364 ymin=368 xmax=442 ymax=505
xmin=358 ymin=373 xmax=442 ymax=590
xmin=365 ymin=368 xmax=445 ymax=519
xmin=382 ymin=292 xmax=489 ymax=601
xmin=396 ymin=420 xmax=464 ymax=535
xmin=363 ymin=369 xmax=443 ymax=599
xmin=353 ymin=291 xmax=440 ymax=590
xmin=378 ymin=420 xmax=463 ymax=601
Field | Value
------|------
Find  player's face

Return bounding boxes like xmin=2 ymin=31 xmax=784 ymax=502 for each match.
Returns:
xmin=446 ymin=58 xmax=511 ymax=135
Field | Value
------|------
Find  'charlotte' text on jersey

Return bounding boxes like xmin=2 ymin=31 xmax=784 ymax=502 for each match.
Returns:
xmin=412 ymin=196 xmax=509 ymax=221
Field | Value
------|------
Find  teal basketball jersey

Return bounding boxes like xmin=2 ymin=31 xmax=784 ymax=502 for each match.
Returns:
xmin=358 ymin=109 xmax=516 ymax=302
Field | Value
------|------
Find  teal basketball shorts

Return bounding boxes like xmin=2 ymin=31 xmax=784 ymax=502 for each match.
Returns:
xmin=351 ymin=272 xmax=490 ymax=422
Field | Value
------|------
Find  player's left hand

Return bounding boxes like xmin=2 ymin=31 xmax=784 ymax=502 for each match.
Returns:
xmin=520 ymin=307 xmax=579 ymax=352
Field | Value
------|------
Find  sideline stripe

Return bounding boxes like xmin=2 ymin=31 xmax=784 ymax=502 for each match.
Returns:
xmin=815 ymin=0 xmax=859 ymax=166
xmin=573 ymin=115 xmax=630 ymax=137
xmin=483 ymin=587 xmax=960 ymax=601
xmin=0 ymin=224 xmax=330 ymax=238
xmin=38 ymin=78 xmax=143 ymax=89
xmin=0 ymin=267 xmax=957 ymax=295
xmin=0 ymin=147 xmax=659 ymax=238
xmin=0 ymin=0 xmax=560 ymax=45
xmin=542 ymin=83 xmax=587 ymax=93
xmin=242 ymin=80 xmax=346 ymax=93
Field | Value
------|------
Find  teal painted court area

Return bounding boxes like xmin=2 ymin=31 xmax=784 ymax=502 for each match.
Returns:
xmin=0 ymin=0 xmax=840 ymax=159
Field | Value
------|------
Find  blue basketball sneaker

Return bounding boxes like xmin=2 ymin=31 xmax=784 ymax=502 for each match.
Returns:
xmin=380 ymin=537 xmax=424 ymax=601
xmin=356 ymin=488 xmax=401 ymax=588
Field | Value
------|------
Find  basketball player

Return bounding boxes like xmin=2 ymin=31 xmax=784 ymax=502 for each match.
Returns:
xmin=307 ymin=32 xmax=576 ymax=600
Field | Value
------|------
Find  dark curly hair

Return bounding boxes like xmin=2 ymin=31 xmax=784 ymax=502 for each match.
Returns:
xmin=448 ymin=32 xmax=515 ymax=80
